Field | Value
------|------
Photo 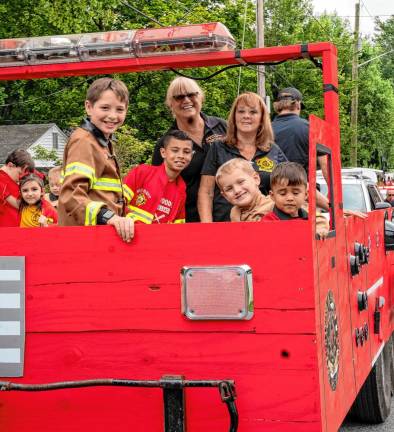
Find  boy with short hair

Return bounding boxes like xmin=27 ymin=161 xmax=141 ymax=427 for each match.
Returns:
xmin=45 ymin=166 xmax=62 ymax=209
xmin=216 ymin=158 xmax=328 ymax=237
xmin=123 ymin=130 xmax=193 ymax=224
xmin=0 ymin=149 xmax=35 ymax=227
xmin=215 ymin=158 xmax=273 ymax=222
xmin=263 ymin=162 xmax=329 ymax=237
xmin=58 ymin=77 xmax=134 ymax=242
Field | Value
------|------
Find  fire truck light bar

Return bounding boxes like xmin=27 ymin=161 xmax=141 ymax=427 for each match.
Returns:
xmin=0 ymin=23 xmax=235 ymax=67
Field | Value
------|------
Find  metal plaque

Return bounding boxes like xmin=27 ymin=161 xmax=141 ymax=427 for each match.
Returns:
xmin=181 ymin=265 xmax=253 ymax=320
xmin=0 ymin=257 xmax=25 ymax=377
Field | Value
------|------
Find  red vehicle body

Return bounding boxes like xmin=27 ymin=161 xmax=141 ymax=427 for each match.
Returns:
xmin=0 ymin=24 xmax=394 ymax=432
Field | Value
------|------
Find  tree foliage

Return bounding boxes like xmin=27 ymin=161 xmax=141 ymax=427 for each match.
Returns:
xmin=0 ymin=0 xmax=393 ymax=169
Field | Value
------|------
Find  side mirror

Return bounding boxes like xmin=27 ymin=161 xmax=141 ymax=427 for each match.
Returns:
xmin=384 ymin=220 xmax=394 ymax=251
xmin=375 ymin=202 xmax=391 ymax=210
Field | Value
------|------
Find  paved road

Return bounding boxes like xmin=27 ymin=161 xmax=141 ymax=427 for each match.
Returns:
xmin=340 ymin=399 xmax=394 ymax=431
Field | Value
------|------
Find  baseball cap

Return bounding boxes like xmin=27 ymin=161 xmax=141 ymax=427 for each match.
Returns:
xmin=276 ymin=87 xmax=305 ymax=108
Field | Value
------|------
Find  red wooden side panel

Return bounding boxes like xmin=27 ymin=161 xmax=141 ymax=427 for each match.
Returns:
xmin=309 ymin=115 xmax=357 ymax=432
xmin=343 ymin=216 xmax=371 ymax=389
xmin=0 ymin=221 xmax=322 ymax=432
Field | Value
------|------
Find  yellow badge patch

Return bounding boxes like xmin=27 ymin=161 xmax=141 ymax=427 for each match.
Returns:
xmin=255 ymin=157 xmax=275 ymax=172
xmin=135 ymin=193 xmax=147 ymax=207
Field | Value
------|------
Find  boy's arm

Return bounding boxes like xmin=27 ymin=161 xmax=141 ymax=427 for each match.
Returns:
xmin=123 ymin=165 xmax=152 ymax=227
xmin=122 ymin=166 xmax=138 ymax=207
xmin=173 ymin=186 xmax=186 ymax=224
xmin=315 ymin=211 xmax=329 ymax=239
xmin=5 ymin=195 xmax=20 ymax=209
xmin=42 ymin=200 xmax=58 ymax=225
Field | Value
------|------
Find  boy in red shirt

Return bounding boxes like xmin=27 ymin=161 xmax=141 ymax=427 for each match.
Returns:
xmin=123 ymin=130 xmax=193 ymax=224
xmin=0 ymin=149 xmax=35 ymax=227
xmin=263 ymin=162 xmax=329 ymax=237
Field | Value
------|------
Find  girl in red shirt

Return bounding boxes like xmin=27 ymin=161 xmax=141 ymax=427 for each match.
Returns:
xmin=19 ymin=174 xmax=57 ymax=228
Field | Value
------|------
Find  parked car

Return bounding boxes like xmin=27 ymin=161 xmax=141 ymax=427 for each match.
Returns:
xmin=317 ymin=171 xmax=389 ymax=212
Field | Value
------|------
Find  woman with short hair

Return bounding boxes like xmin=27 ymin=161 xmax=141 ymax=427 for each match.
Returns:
xmin=152 ymin=77 xmax=227 ymax=222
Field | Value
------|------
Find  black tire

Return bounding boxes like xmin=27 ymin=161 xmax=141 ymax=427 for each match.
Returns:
xmin=390 ymin=333 xmax=394 ymax=396
xmin=349 ymin=338 xmax=393 ymax=423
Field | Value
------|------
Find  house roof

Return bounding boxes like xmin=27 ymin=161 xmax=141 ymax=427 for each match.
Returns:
xmin=0 ymin=123 xmax=57 ymax=163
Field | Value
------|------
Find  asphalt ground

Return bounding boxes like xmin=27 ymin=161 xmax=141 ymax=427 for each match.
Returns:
xmin=340 ymin=398 xmax=394 ymax=431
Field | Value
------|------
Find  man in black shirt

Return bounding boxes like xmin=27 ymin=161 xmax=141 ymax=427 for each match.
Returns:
xmin=272 ymin=87 xmax=328 ymax=183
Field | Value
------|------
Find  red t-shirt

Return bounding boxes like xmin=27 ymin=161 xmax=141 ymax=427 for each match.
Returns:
xmin=0 ymin=170 xmax=20 ymax=227
xmin=123 ymin=164 xmax=186 ymax=224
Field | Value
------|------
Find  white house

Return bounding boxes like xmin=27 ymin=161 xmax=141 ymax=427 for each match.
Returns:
xmin=0 ymin=123 xmax=67 ymax=169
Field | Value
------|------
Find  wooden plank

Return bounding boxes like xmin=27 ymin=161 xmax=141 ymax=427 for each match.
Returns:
xmin=0 ymin=332 xmax=321 ymax=431
xmin=26 ymin=306 xmax=316 ymax=334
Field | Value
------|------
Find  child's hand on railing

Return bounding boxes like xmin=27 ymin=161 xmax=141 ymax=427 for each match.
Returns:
xmin=38 ymin=215 xmax=48 ymax=227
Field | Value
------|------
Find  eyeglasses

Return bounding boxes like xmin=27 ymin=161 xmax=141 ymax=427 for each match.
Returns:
xmin=173 ymin=92 xmax=199 ymax=102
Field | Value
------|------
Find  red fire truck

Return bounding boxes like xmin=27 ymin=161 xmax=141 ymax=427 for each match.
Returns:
xmin=0 ymin=23 xmax=394 ymax=432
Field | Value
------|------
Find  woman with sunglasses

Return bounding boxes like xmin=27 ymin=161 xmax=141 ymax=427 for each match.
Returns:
xmin=198 ymin=92 xmax=287 ymax=222
xmin=152 ymin=77 xmax=227 ymax=222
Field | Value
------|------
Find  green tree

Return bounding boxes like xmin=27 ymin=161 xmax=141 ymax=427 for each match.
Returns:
xmin=375 ymin=16 xmax=394 ymax=88
xmin=33 ymin=144 xmax=61 ymax=165
xmin=0 ymin=0 xmax=393 ymax=170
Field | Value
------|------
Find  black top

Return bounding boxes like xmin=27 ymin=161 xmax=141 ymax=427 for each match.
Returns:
xmin=201 ymin=140 xmax=287 ymax=222
xmin=272 ymin=113 xmax=309 ymax=173
xmin=273 ymin=205 xmax=308 ymax=220
xmin=152 ymin=113 xmax=227 ymax=222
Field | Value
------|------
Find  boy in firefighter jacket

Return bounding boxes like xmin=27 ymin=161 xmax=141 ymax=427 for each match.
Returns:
xmin=58 ymin=78 xmax=134 ymax=242
xmin=123 ymin=130 xmax=193 ymax=224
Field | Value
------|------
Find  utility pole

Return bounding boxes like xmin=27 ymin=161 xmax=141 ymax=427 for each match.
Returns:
xmin=256 ymin=0 xmax=265 ymax=99
xmin=350 ymin=1 xmax=360 ymax=166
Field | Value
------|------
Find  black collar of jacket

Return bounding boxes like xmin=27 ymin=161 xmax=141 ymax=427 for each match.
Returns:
xmin=273 ymin=205 xmax=308 ymax=220
xmin=223 ymin=141 xmax=270 ymax=158
xmin=170 ymin=112 xmax=223 ymax=131
xmin=80 ymin=118 xmax=113 ymax=148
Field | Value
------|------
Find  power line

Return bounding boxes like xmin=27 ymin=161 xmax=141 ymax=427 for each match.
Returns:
xmin=360 ymin=0 xmax=375 ymax=21
xmin=121 ymin=0 xmax=164 ymax=27
xmin=315 ymin=14 xmax=393 ymax=18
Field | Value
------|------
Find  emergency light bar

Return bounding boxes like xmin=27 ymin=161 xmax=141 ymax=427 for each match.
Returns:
xmin=0 ymin=23 xmax=235 ymax=67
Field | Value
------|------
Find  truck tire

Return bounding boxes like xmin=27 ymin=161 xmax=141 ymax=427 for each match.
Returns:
xmin=349 ymin=339 xmax=393 ymax=423
xmin=390 ymin=333 xmax=394 ymax=396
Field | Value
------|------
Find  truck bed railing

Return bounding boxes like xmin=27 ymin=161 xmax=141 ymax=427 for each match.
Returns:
xmin=0 ymin=375 xmax=238 ymax=432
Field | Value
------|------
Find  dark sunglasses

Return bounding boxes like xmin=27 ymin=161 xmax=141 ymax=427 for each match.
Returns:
xmin=173 ymin=92 xmax=199 ymax=101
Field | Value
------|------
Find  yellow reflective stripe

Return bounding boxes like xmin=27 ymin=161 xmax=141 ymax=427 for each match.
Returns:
xmin=64 ymin=162 xmax=95 ymax=185
xmin=60 ymin=170 xmax=65 ymax=184
xmin=85 ymin=201 xmax=105 ymax=226
xmin=173 ymin=219 xmax=185 ymax=224
xmin=127 ymin=205 xmax=154 ymax=224
xmin=122 ymin=184 xmax=134 ymax=203
xmin=92 ymin=177 xmax=122 ymax=193
xmin=126 ymin=213 xmax=152 ymax=224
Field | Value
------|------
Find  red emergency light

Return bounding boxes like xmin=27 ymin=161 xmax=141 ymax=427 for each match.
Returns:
xmin=0 ymin=22 xmax=235 ymax=67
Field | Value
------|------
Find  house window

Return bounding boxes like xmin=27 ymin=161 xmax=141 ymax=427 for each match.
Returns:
xmin=52 ymin=132 xmax=59 ymax=150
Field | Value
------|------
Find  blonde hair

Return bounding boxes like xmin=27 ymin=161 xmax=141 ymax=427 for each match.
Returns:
xmin=216 ymin=158 xmax=256 ymax=189
xmin=165 ymin=77 xmax=204 ymax=109
xmin=48 ymin=166 xmax=61 ymax=181
xmin=226 ymin=92 xmax=274 ymax=152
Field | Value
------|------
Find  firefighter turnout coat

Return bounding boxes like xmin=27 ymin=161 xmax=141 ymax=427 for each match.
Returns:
xmin=58 ymin=119 xmax=124 ymax=226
